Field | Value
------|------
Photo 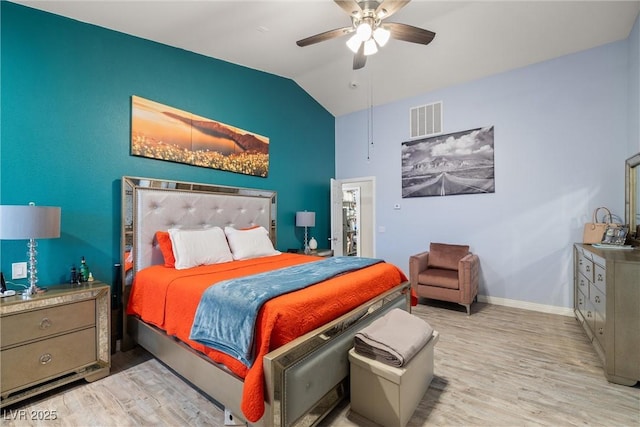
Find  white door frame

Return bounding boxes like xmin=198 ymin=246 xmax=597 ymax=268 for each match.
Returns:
xmin=330 ymin=176 xmax=376 ymax=257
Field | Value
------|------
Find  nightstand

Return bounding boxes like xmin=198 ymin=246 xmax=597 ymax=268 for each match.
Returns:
xmin=0 ymin=282 xmax=110 ymax=408
xmin=309 ymin=249 xmax=334 ymax=257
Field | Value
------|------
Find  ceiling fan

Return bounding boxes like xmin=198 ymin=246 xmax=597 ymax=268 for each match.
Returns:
xmin=296 ymin=0 xmax=436 ymax=70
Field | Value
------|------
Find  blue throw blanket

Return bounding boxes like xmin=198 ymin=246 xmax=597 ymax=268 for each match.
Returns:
xmin=190 ymin=256 xmax=382 ymax=366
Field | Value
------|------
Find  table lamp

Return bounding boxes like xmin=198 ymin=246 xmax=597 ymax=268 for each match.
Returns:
xmin=296 ymin=211 xmax=315 ymax=254
xmin=0 ymin=203 xmax=61 ymax=296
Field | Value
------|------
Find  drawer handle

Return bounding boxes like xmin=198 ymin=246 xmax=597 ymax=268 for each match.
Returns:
xmin=597 ymin=274 xmax=603 ymax=282
xmin=579 ymin=259 xmax=583 ymax=266
xmin=578 ymin=297 xmax=583 ymax=304
xmin=39 ymin=318 xmax=52 ymax=330
xmin=587 ymin=311 xmax=592 ymax=318
xmin=39 ymin=353 xmax=52 ymax=365
xmin=598 ymin=328 xmax=604 ymax=335
xmin=586 ymin=265 xmax=591 ymax=272
xmin=595 ymin=296 xmax=601 ymax=303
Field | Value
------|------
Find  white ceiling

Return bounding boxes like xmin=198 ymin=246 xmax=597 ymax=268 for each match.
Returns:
xmin=13 ymin=0 xmax=640 ymax=116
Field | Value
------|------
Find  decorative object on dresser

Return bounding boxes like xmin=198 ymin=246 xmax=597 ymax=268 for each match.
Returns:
xmin=573 ymin=244 xmax=639 ymax=386
xmin=0 ymin=282 xmax=111 ymax=408
xmin=582 ymin=206 xmax=619 ymax=244
xmin=409 ymin=243 xmax=480 ymax=315
xmin=295 ymin=210 xmax=315 ymax=254
xmin=0 ymin=203 xmax=61 ymax=296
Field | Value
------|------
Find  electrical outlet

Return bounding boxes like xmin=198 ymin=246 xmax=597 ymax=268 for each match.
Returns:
xmin=12 ymin=262 xmax=27 ymax=280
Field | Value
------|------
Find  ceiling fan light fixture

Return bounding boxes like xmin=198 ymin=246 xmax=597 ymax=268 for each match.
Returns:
xmin=364 ymin=38 xmax=378 ymax=56
xmin=373 ymin=26 xmax=390 ymax=47
xmin=346 ymin=34 xmax=362 ymax=53
xmin=356 ymin=21 xmax=373 ymax=41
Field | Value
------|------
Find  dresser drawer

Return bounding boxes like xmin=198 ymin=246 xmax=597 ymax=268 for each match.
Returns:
xmin=0 ymin=327 xmax=96 ymax=393
xmin=593 ymin=263 xmax=606 ymax=294
xmin=576 ymin=286 xmax=587 ymax=318
xmin=584 ymin=300 xmax=596 ymax=332
xmin=1 ymin=300 xmax=95 ymax=348
xmin=578 ymin=253 xmax=594 ymax=281
xmin=590 ymin=282 xmax=606 ymax=314
xmin=594 ymin=309 xmax=606 ymax=350
xmin=577 ymin=272 xmax=590 ymax=297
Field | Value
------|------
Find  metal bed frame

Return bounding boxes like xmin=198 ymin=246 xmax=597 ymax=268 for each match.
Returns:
xmin=120 ymin=176 xmax=410 ymax=426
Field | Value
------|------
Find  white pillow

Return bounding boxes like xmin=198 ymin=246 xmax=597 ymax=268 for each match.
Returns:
xmin=168 ymin=227 xmax=233 ymax=269
xmin=224 ymin=226 xmax=281 ymax=260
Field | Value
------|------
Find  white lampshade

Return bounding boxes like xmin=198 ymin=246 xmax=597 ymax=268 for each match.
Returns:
xmin=0 ymin=205 xmax=61 ymax=240
xmin=373 ymin=26 xmax=391 ymax=47
xmin=296 ymin=211 xmax=315 ymax=228
xmin=356 ymin=22 xmax=372 ymax=41
xmin=364 ymin=39 xmax=378 ymax=56
xmin=346 ymin=34 xmax=362 ymax=53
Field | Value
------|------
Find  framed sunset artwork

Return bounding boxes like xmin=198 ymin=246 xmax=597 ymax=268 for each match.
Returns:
xmin=131 ymin=96 xmax=269 ymax=177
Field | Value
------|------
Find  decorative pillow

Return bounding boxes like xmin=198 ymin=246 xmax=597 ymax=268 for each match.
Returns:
xmin=428 ymin=243 xmax=470 ymax=271
xmin=155 ymin=231 xmax=176 ymax=268
xmin=168 ymin=227 xmax=233 ymax=270
xmin=224 ymin=226 xmax=281 ymax=260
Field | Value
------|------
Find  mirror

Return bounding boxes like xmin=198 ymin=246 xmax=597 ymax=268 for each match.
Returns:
xmin=625 ymin=153 xmax=640 ymax=246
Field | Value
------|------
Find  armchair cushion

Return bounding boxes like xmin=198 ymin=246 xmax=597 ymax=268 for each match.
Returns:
xmin=427 ymin=243 xmax=470 ymax=271
xmin=418 ymin=268 xmax=459 ymax=290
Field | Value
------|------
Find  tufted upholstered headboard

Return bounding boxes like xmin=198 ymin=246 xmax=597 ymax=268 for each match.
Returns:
xmin=121 ymin=176 xmax=276 ymax=281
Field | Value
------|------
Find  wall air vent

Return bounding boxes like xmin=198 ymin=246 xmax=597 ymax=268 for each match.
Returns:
xmin=410 ymin=101 xmax=442 ymax=138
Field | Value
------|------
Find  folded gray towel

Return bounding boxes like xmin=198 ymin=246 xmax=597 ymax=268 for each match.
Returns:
xmin=354 ymin=308 xmax=434 ymax=367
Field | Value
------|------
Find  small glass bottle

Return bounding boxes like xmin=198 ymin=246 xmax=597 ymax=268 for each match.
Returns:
xmin=79 ymin=257 xmax=90 ymax=282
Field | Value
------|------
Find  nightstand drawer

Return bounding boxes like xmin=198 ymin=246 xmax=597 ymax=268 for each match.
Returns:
xmin=0 ymin=327 xmax=96 ymax=393
xmin=1 ymin=300 xmax=95 ymax=348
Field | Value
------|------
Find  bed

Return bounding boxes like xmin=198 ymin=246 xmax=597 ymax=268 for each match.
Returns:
xmin=120 ymin=176 xmax=411 ymax=427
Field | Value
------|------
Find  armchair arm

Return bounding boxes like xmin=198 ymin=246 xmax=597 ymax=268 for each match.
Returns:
xmin=458 ymin=253 xmax=480 ymax=303
xmin=409 ymin=251 xmax=430 ymax=287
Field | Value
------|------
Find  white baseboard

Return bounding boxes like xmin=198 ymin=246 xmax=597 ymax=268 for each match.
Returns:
xmin=477 ymin=295 xmax=574 ymax=317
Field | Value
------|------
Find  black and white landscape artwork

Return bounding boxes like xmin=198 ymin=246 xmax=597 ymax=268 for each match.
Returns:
xmin=401 ymin=126 xmax=495 ymax=198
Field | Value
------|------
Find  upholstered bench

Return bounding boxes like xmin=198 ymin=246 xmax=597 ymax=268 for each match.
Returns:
xmin=349 ymin=330 xmax=439 ymax=427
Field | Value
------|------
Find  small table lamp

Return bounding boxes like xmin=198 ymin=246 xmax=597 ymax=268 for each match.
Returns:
xmin=296 ymin=211 xmax=315 ymax=254
xmin=0 ymin=203 xmax=61 ymax=296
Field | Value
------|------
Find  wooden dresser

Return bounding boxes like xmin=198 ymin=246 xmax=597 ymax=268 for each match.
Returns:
xmin=573 ymin=244 xmax=640 ymax=386
xmin=0 ymin=282 xmax=110 ymax=407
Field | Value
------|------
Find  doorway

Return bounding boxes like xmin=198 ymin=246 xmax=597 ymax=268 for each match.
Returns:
xmin=330 ymin=177 xmax=375 ymax=257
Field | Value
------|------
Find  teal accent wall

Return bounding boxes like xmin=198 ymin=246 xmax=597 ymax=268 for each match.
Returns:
xmin=0 ymin=2 xmax=335 ymax=289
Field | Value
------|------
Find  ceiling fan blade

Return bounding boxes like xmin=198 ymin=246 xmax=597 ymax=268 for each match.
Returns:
xmin=375 ymin=0 xmax=410 ymax=20
xmin=385 ymin=22 xmax=435 ymax=45
xmin=334 ymin=0 xmax=363 ymax=18
xmin=353 ymin=44 xmax=367 ymax=70
xmin=296 ymin=26 xmax=353 ymax=47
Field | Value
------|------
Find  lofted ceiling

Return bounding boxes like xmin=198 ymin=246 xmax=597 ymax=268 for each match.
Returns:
xmin=13 ymin=0 xmax=640 ymax=117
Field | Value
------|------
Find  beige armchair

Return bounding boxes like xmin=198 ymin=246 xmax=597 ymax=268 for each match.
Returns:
xmin=409 ymin=243 xmax=479 ymax=315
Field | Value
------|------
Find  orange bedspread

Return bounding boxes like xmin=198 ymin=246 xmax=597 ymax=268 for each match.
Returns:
xmin=126 ymin=253 xmax=407 ymax=422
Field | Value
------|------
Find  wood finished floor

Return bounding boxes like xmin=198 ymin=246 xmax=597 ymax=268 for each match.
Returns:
xmin=3 ymin=301 xmax=639 ymax=426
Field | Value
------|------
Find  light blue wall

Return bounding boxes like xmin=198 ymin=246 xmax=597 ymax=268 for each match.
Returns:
xmin=0 ymin=2 xmax=335 ymax=289
xmin=336 ymin=33 xmax=636 ymax=310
